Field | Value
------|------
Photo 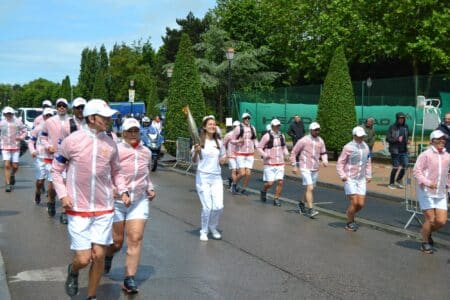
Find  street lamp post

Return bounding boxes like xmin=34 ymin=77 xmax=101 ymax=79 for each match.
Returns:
xmin=129 ymin=80 xmax=135 ymax=116
xmin=225 ymin=47 xmax=235 ymax=118
xmin=166 ymin=66 xmax=173 ymax=79
xmin=365 ymin=77 xmax=372 ymax=120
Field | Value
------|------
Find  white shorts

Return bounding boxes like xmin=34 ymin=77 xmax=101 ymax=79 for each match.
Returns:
xmin=419 ymin=195 xmax=448 ymax=211
xmin=263 ymin=166 xmax=285 ymax=182
xmin=228 ymin=158 xmax=238 ymax=170
xmin=68 ymin=213 xmax=114 ymax=250
xmin=113 ymin=198 xmax=149 ymax=222
xmin=301 ymin=170 xmax=318 ymax=186
xmin=2 ymin=150 xmax=19 ymax=163
xmin=236 ymin=155 xmax=254 ymax=169
xmin=344 ymin=179 xmax=366 ymax=195
xmin=34 ymin=158 xmax=53 ymax=181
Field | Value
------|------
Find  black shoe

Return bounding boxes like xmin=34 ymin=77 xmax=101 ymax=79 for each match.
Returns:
xmin=240 ymin=189 xmax=249 ymax=196
xmin=65 ymin=264 xmax=79 ymax=297
xmin=428 ymin=234 xmax=434 ymax=247
xmin=60 ymin=212 xmax=68 ymax=224
xmin=104 ymin=256 xmax=113 ymax=274
xmin=420 ymin=242 xmax=433 ymax=254
xmin=35 ymin=193 xmax=41 ymax=204
xmin=227 ymin=177 xmax=232 ymax=188
xmin=297 ymin=201 xmax=306 ymax=214
xmin=231 ymin=183 xmax=238 ymax=194
xmin=5 ymin=184 xmax=12 ymax=193
xmin=306 ymin=208 xmax=319 ymax=218
xmin=273 ymin=199 xmax=281 ymax=207
xmin=47 ymin=202 xmax=56 ymax=217
xmin=10 ymin=176 xmax=15 ymax=186
xmin=86 ymin=296 xmax=97 ymax=300
xmin=122 ymin=276 xmax=139 ymax=294
xmin=260 ymin=190 xmax=267 ymax=202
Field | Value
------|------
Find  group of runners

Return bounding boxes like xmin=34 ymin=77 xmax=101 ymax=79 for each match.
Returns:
xmin=1 ymin=100 xmax=449 ymax=298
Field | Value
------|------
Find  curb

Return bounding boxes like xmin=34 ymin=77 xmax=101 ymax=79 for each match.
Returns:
xmin=160 ymin=161 xmax=450 ymax=250
xmin=0 ymin=251 xmax=11 ymax=300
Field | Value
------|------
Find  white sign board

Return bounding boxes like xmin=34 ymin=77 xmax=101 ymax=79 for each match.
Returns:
xmin=225 ymin=117 xmax=233 ymax=127
xmin=128 ymin=89 xmax=135 ymax=103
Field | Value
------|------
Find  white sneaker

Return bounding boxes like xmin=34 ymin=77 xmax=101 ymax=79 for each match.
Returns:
xmin=199 ymin=232 xmax=208 ymax=241
xmin=396 ymin=181 xmax=404 ymax=189
xmin=387 ymin=184 xmax=396 ymax=190
xmin=209 ymin=229 xmax=222 ymax=240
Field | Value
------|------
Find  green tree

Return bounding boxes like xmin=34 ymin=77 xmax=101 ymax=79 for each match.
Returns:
xmin=78 ymin=48 xmax=99 ymax=98
xmin=316 ymin=46 xmax=356 ymax=155
xmin=165 ymin=34 xmax=206 ymax=155
xmin=60 ymin=75 xmax=72 ymax=100
xmin=9 ymin=79 xmax=59 ymax=108
xmin=92 ymin=70 xmax=108 ymax=99
xmin=146 ymin=77 xmax=159 ymax=118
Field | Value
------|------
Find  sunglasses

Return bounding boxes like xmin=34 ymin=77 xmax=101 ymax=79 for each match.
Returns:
xmin=243 ymin=117 xmax=251 ymax=120
xmin=57 ymin=104 xmax=68 ymax=108
xmin=126 ymin=129 xmax=140 ymax=134
xmin=74 ymin=105 xmax=85 ymax=110
xmin=312 ymin=129 xmax=320 ymax=131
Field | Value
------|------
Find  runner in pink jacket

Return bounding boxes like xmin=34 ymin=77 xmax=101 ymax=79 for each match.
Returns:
xmin=28 ymin=108 xmax=55 ymax=204
xmin=290 ymin=122 xmax=328 ymax=218
xmin=52 ymin=99 xmax=130 ymax=299
xmin=336 ymin=126 xmax=372 ymax=232
xmin=413 ymin=130 xmax=450 ymax=254
xmin=257 ymin=119 xmax=289 ymax=206
xmin=1 ymin=106 xmax=27 ymax=192
xmin=223 ymin=120 xmax=240 ymax=190
xmin=33 ymin=99 xmax=53 ymax=129
xmin=105 ymin=118 xmax=156 ymax=294
xmin=230 ymin=112 xmax=258 ymax=195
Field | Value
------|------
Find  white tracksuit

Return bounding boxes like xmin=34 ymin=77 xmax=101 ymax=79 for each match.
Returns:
xmin=192 ymin=138 xmax=226 ymax=235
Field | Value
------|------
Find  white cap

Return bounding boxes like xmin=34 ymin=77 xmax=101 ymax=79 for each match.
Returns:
xmin=232 ymin=120 xmax=240 ymax=127
xmin=2 ymin=106 xmax=15 ymax=114
xmin=430 ymin=130 xmax=446 ymax=140
xmin=55 ymin=98 xmax=68 ymax=106
xmin=83 ymin=99 xmax=118 ymax=117
xmin=309 ymin=122 xmax=320 ymax=130
xmin=202 ymin=115 xmax=215 ymax=122
xmin=241 ymin=112 xmax=251 ymax=119
xmin=142 ymin=116 xmax=150 ymax=123
xmin=352 ymin=126 xmax=367 ymax=137
xmin=43 ymin=108 xmax=53 ymax=116
xmin=42 ymin=100 xmax=52 ymax=107
xmin=122 ymin=118 xmax=141 ymax=131
xmin=72 ymin=97 xmax=87 ymax=108
xmin=271 ymin=119 xmax=281 ymax=126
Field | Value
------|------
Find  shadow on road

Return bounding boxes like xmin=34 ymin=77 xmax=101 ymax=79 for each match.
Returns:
xmin=0 ymin=210 xmax=20 ymax=217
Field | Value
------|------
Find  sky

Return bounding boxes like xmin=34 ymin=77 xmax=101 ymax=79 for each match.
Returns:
xmin=0 ymin=0 xmax=216 ymax=85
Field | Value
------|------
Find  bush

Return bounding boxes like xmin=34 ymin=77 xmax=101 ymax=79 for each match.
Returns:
xmin=165 ymin=34 xmax=206 ymax=155
xmin=317 ymin=46 xmax=356 ymax=155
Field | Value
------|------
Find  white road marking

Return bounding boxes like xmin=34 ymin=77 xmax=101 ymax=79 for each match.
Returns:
xmin=9 ymin=267 xmax=66 ymax=283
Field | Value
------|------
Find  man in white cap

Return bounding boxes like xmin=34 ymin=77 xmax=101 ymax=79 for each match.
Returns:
xmin=52 ymin=99 xmax=129 ymax=299
xmin=230 ymin=112 xmax=258 ymax=195
xmin=336 ymin=126 xmax=372 ymax=231
xmin=290 ymin=122 xmax=328 ymax=218
xmin=223 ymin=120 xmax=240 ymax=189
xmin=41 ymin=98 xmax=73 ymax=223
xmin=0 ymin=106 xmax=27 ymax=192
xmin=413 ymin=130 xmax=449 ymax=254
xmin=28 ymin=108 xmax=56 ymax=204
xmin=70 ymin=97 xmax=87 ymax=130
xmin=257 ymin=119 xmax=289 ymax=206
xmin=33 ymin=99 xmax=53 ymax=128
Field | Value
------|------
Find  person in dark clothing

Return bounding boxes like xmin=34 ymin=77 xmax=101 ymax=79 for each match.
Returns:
xmin=436 ymin=112 xmax=450 ymax=153
xmin=386 ymin=112 xmax=409 ymax=189
xmin=287 ymin=115 xmax=305 ymax=145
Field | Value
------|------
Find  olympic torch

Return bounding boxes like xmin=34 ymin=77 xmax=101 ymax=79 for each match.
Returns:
xmin=182 ymin=105 xmax=202 ymax=159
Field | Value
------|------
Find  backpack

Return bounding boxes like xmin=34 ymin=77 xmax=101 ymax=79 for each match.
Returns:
xmin=69 ymin=118 xmax=78 ymax=133
xmin=263 ymin=132 xmax=285 ymax=149
xmin=238 ymin=124 xmax=256 ymax=140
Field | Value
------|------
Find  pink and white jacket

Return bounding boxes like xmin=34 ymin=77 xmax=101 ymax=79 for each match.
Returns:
xmin=257 ymin=131 xmax=289 ymax=166
xmin=28 ymin=122 xmax=52 ymax=160
xmin=231 ymin=124 xmax=258 ymax=155
xmin=413 ymin=146 xmax=450 ymax=199
xmin=40 ymin=114 xmax=72 ymax=154
xmin=0 ymin=117 xmax=27 ymax=151
xmin=223 ymin=131 xmax=238 ymax=159
xmin=52 ymin=128 xmax=127 ymax=212
xmin=115 ymin=142 xmax=154 ymax=203
xmin=336 ymin=140 xmax=372 ymax=180
xmin=290 ymin=135 xmax=328 ymax=171
xmin=33 ymin=114 xmax=45 ymax=129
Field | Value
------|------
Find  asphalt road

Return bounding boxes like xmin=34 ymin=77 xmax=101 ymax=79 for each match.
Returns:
xmin=0 ymin=155 xmax=449 ymax=299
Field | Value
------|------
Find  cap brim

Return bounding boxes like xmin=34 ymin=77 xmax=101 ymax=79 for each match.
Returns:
xmin=97 ymin=109 xmax=118 ymax=117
